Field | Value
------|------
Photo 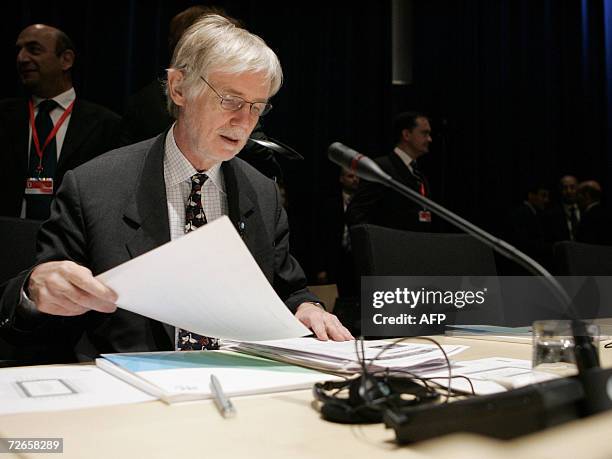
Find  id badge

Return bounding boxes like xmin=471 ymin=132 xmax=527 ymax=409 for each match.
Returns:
xmin=25 ymin=177 xmax=54 ymax=195
xmin=418 ymin=210 xmax=432 ymax=223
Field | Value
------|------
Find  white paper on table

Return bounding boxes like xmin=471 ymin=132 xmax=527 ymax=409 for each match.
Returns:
xmin=0 ymin=365 xmax=154 ymax=415
xmin=97 ymin=216 xmax=310 ymax=341
xmin=422 ymin=357 xmax=558 ymax=395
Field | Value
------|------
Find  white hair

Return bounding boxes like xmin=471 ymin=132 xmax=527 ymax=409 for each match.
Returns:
xmin=166 ymin=14 xmax=283 ymax=119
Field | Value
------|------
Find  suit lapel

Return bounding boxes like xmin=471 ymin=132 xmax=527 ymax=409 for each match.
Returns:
xmin=123 ymin=133 xmax=171 ymax=259
xmin=222 ymin=159 xmax=256 ymax=248
xmin=122 ymin=132 xmax=174 ymax=342
xmin=388 ymin=152 xmax=417 ymax=186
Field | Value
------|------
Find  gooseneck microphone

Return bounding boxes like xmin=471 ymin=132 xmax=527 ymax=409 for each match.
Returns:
xmin=328 ymin=141 xmax=611 ymax=441
xmin=248 ymin=137 xmax=304 ymax=160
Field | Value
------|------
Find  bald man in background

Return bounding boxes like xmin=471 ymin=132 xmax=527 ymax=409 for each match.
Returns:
xmin=0 ymin=24 xmax=120 ymax=220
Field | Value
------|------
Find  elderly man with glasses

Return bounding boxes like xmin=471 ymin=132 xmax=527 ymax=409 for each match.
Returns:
xmin=0 ymin=15 xmax=352 ymax=363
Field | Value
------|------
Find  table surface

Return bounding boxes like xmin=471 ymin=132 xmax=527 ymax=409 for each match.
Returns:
xmin=2 ymin=336 xmax=612 ymax=459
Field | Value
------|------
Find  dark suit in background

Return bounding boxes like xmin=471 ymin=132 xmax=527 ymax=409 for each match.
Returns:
xmin=316 ymin=193 xmax=358 ymax=297
xmin=0 ymin=132 xmax=317 ymax=362
xmin=504 ymin=202 xmax=552 ymax=270
xmin=576 ymin=203 xmax=612 ymax=246
xmin=346 ymin=152 xmax=433 ymax=232
xmin=544 ymin=203 xmax=580 ymax=245
xmin=0 ymin=98 xmax=121 ymax=218
xmin=119 ymin=79 xmax=171 ymax=146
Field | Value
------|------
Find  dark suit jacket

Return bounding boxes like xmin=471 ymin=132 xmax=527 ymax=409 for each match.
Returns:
xmin=314 ymin=193 xmax=357 ymax=297
xmin=504 ymin=202 xmax=552 ymax=269
xmin=543 ymin=204 xmax=574 ymax=243
xmin=0 ymin=97 xmax=121 ymax=218
xmin=576 ymin=203 xmax=612 ymax=246
xmin=119 ymin=79 xmax=171 ymax=146
xmin=346 ymin=152 xmax=432 ymax=232
xmin=0 ymin=133 xmax=316 ymax=362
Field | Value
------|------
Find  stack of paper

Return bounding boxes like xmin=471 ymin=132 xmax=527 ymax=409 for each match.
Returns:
xmin=97 ymin=350 xmax=340 ymax=403
xmin=226 ymin=338 xmax=468 ymax=375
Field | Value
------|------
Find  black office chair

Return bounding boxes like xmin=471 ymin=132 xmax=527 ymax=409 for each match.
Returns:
xmin=0 ymin=216 xmax=41 ymax=285
xmin=350 ymin=224 xmax=497 ymax=277
xmin=347 ymin=224 xmax=501 ymax=334
xmin=554 ymin=241 xmax=612 ymax=276
xmin=552 ymin=241 xmax=612 ymax=322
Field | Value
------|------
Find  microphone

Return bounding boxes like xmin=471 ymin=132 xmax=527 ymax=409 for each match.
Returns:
xmin=327 ymin=142 xmax=391 ymax=184
xmin=327 ymin=142 xmax=611 ymax=441
xmin=248 ymin=137 xmax=304 ymax=160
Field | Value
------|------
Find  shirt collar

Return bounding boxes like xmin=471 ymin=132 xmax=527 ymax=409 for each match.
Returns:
xmin=393 ymin=146 xmax=415 ymax=170
xmin=32 ymin=87 xmax=76 ymax=111
xmin=164 ymin=124 xmax=225 ymax=193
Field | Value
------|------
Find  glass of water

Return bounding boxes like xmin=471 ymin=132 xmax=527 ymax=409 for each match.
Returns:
xmin=532 ymin=320 xmax=599 ymax=370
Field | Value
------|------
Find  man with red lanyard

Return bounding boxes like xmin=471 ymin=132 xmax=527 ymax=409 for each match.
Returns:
xmin=0 ymin=24 xmax=120 ymax=220
xmin=346 ymin=111 xmax=434 ymax=232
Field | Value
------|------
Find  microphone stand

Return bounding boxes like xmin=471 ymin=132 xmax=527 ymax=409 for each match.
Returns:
xmin=328 ymin=142 xmax=612 ymax=442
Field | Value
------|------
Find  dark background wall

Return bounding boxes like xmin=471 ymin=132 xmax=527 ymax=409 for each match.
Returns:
xmin=2 ymin=0 xmax=611 ymax=279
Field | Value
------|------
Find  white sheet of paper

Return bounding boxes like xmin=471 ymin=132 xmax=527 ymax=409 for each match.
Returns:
xmin=0 ymin=365 xmax=154 ymax=415
xmin=422 ymin=357 xmax=558 ymax=394
xmin=97 ymin=216 xmax=310 ymax=341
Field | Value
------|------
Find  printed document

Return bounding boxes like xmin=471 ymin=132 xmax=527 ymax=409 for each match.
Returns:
xmin=97 ymin=216 xmax=310 ymax=341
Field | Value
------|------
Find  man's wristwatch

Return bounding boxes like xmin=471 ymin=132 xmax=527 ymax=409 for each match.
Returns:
xmin=306 ymin=301 xmax=326 ymax=311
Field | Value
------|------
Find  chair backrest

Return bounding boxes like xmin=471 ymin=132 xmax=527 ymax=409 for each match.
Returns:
xmin=350 ymin=224 xmax=497 ymax=276
xmin=0 ymin=216 xmax=41 ymax=284
xmin=554 ymin=241 xmax=612 ymax=276
xmin=349 ymin=224 xmax=500 ymax=331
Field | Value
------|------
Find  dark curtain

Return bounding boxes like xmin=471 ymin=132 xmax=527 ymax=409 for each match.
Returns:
xmin=1 ymin=0 xmax=611 ymax=279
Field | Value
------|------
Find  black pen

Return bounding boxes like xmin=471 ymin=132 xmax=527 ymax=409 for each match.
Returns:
xmin=210 ymin=374 xmax=236 ymax=418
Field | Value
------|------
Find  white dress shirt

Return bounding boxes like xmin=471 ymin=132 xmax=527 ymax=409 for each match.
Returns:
xmin=163 ymin=125 xmax=228 ymax=242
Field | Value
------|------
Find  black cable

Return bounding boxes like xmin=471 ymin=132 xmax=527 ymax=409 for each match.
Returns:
xmin=375 ymin=368 xmax=477 ymax=397
xmin=365 ymin=336 xmax=454 ymax=402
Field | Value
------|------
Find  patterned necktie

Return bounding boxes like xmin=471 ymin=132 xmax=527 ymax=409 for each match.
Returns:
xmin=177 ymin=172 xmax=220 ymax=351
xmin=26 ymin=99 xmax=58 ymax=220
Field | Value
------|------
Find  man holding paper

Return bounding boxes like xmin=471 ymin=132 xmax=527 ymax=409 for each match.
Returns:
xmin=0 ymin=15 xmax=352 ymax=362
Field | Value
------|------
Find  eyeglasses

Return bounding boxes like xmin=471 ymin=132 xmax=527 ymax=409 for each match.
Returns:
xmin=200 ymin=76 xmax=273 ymax=117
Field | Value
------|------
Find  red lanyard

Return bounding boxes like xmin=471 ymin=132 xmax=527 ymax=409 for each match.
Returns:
xmin=419 ymin=181 xmax=426 ymax=197
xmin=28 ymin=99 xmax=75 ymax=173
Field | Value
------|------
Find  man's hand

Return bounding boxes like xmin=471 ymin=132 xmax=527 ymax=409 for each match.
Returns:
xmin=28 ymin=261 xmax=118 ymax=316
xmin=295 ymin=302 xmax=353 ymax=341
